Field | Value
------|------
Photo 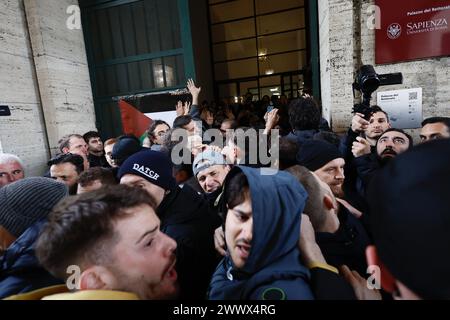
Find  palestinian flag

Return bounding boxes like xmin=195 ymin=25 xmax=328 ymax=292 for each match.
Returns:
xmin=118 ymin=89 xmax=190 ymax=142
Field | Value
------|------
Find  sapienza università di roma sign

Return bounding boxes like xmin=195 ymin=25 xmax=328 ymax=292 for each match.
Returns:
xmin=376 ymin=0 xmax=450 ymax=64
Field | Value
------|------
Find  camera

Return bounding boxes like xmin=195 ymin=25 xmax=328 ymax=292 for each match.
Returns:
xmin=352 ymin=65 xmax=403 ymax=120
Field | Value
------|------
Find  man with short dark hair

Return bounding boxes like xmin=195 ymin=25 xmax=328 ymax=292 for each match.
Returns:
xmin=77 ymin=167 xmax=117 ymax=194
xmin=172 ymin=79 xmax=203 ymax=136
xmin=173 ymin=115 xmax=198 ymax=136
xmin=83 ymin=131 xmax=109 ymax=168
xmin=34 ymin=185 xmax=178 ymax=300
xmin=419 ymin=116 xmax=450 ymax=143
xmin=219 ymin=119 xmax=237 ymax=137
xmin=346 ymin=106 xmax=391 ymax=151
xmin=118 ymin=150 xmax=218 ymax=299
xmin=336 ymin=107 xmax=392 ymax=211
xmin=48 ymin=153 xmax=84 ymax=195
xmin=354 ymin=128 xmax=413 ymax=191
xmin=286 ymin=96 xmax=322 ymax=144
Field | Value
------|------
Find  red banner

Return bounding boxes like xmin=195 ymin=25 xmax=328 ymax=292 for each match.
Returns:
xmin=376 ymin=0 xmax=450 ymax=64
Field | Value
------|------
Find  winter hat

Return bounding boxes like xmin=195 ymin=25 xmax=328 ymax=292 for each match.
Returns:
xmin=111 ymin=135 xmax=144 ymax=166
xmin=296 ymin=140 xmax=343 ymax=171
xmin=118 ymin=150 xmax=177 ymax=191
xmin=192 ymin=149 xmax=226 ymax=176
xmin=0 ymin=177 xmax=68 ymax=238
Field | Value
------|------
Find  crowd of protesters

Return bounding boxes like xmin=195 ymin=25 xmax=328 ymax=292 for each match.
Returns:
xmin=1 ymin=78 xmax=450 ymax=300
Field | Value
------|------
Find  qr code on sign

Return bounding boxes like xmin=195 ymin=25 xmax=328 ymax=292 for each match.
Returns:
xmin=409 ymin=91 xmax=418 ymax=100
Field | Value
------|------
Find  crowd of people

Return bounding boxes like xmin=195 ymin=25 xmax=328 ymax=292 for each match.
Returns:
xmin=1 ymin=79 xmax=450 ymax=300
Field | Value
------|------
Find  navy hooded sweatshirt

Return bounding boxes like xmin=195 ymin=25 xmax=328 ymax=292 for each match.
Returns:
xmin=208 ymin=166 xmax=314 ymax=300
xmin=0 ymin=219 xmax=62 ymax=299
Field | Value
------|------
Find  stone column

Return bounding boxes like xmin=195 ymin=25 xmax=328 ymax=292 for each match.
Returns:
xmin=318 ymin=0 xmax=358 ymax=133
xmin=24 ymin=0 xmax=96 ymax=156
xmin=0 ymin=0 xmax=49 ymax=176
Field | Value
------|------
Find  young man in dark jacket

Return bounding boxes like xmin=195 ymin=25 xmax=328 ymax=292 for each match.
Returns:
xmin=208 ymin=166 xmax=314 ymax=300
xmin=209 ymin=166 xmax=360 ymax=300
xmin=0 ymin=177 xmax=68 ymax=299
xmin=118 ymin=150 xmax=218 ymax=300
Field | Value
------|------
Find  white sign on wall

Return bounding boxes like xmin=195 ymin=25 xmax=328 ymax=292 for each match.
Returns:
xmin=377 ymin=87 xmax=422 ymax=129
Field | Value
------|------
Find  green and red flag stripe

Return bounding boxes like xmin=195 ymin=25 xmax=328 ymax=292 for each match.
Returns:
xmin=117 ymin=90 xmax=190 ymax=142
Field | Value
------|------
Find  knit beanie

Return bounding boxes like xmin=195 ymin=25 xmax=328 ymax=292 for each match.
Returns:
xmin=0 ymin=177 xmax=68 ymax=238
xmin=118 ymin=150 xmax=177 ymax=191
xmin=296 ymin=140 xmax=343 ymax=171
xmin=111 ymin=135 xmax=144 ymax=166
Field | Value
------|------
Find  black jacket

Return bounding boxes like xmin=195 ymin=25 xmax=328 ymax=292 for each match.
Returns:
xmin=88 ymin=153 xmax=110 ymax=168
xmin=339 ymin=128 xmax=375 ymax=212
xmin=157 ymin=184 xmax=219 ymax=300
xmin=315 ymin=205 xmax=372 ymax=277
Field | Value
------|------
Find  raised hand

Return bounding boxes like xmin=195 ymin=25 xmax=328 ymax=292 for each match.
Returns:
xmin=175 ymin=100 xmax=184 ymax=116
xmin=187 ymin=78 xmax=201 ymax=105
xmin=351 ymin=113 xmax=369 ymax=133
xmin=183 ymin=101 xmax=191 ymax=115
xmin=351 ymin=136 xmax=371 ymax=158
xmin=340 ymin=265 xmax=382 ymax=300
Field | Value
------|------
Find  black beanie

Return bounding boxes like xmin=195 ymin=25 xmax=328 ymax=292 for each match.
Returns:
xmin=0 ymin=177 xmax=68 ymax=238
xmin=296 ymin=140 xmax=343 ymax=171
xmin=118 ymin=150 xmax=177 ymax=191
xmin=111 ymin=135 xmax=144 ymax=166
xmin=368 ymin=138 xmax=450 ymax=299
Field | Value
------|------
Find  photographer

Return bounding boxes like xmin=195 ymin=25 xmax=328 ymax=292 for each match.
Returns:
xmin=340 ymin=106 xmax=391 ymax=160
xmin=338 ymin=106 xmax=391 ymax=213
xmin=338 ymin=64 xmax=401 ymax=213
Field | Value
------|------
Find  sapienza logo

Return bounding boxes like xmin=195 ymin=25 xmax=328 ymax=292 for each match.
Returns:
xmin=407 ymin=18 xmax=448 ymax=34
xmin=387 ymin=23 xmax=402 ymax=39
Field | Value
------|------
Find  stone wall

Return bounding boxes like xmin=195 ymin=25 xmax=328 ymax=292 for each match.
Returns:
xmin=319 ymin=0 xmax=450 ymax=138
xmin=0 ymin=0 xmax=96 ymax=176
xmin=0 ymin=0 xmax=49 ymax=176
xmin=24 ymin=0 xmax=96 ymax=154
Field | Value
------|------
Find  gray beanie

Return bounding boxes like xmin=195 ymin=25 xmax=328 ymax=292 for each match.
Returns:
xmin=192 ymin=149 xmax=227 ymax=176
xmin=0 ymin=177 xmax=68 ymax=237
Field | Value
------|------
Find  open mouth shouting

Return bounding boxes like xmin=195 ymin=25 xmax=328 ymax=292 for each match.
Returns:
xmin=163 ymin=257 xmax=178 ymax=281
xmin=236 ymin=242 xmax=251 ymax=260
